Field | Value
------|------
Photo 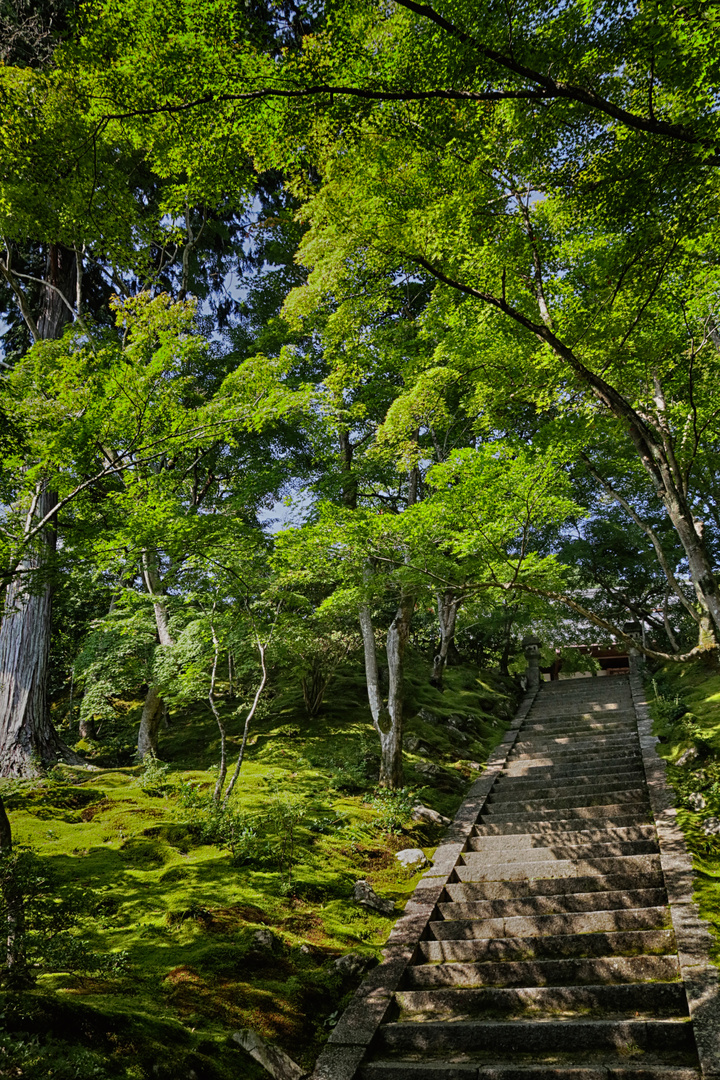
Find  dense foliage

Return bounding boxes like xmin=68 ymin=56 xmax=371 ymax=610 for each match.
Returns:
xmin=1 ymin=0 xmax=720 ymax=1073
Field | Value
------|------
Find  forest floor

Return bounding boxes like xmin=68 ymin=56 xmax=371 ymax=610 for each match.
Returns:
xmin=0 ymin=652 xmax=517 ymax=1079
xmin=648 ymin=659 xmax=720 ymax=963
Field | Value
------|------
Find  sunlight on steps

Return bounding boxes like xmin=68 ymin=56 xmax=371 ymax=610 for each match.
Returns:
xmin=358 ymin=676 xmax=702 ymax=1080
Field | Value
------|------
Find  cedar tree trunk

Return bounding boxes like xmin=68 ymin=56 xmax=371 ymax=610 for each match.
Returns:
xmin=0 ymin=245 xmax=81 ymax=777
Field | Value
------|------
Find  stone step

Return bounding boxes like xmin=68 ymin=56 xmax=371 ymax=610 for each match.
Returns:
xmin=482 ymin=793 xmax=649 ymax=815
xmin=491 ymin=777 xmax=647 ymax=800
xmin=478 ymin=806 xmax=651 ymax=825
xmin=417 ymin=928 xmax=677 ymax=964
xmin=471 ymin=825 xmax=656 ymax=845
xmin=430 ymin=905 xmax=669 ymax=941
xmin=508 ymin=749 xmax=642 ymax=765
xmin=511 ymin=735 xmax=639 ymax=754
xmin=504 ymin=761 xmax=646 ymax=781
xmin=529 ymin=703 xmax=634 ymax=709
xmin=463 ymin=843 xmax=658 ymax=866
xmin=344 ymin=677 xmax=702 ymax=1080
xmin=487 ymin=781 xmax=647 ymax=803
xmin=395 ymin=980 xmax=687 ymax=1018
xmin=437 ymin=888 xmax=667 ymax=919
xmin=523 ymin=718 xmax=637 ymax=730
xmin=528 ymin=708 xmax=634 ymax=725
xmin=474 ymin=816 xmax=653 ymax=837
xmin=455 ymin=855 xmax=661 ymax=882
xmin=402 ymin=953 xmax=679 ymax=989
xmin=360 ymin=1060 xmax=700 ymax=1079
xmin=444 ymin=874 xmax=666 ymax=901
xmin=374 ymin=1018 xmax=695 ymax=1054
xmin=505 ymin=760 xmax=644 ymax=776
xmin=520 ymin=731 xmax=638 ymax=743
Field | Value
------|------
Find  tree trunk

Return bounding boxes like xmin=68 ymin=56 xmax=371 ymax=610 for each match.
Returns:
xmin=141 ymin=549 xmax=174 ymax=647
xmin=0 ymin=484 xmax=81 ymax=776
xmin=418 ymin=268 xmax=720 ymax=649
xmin=0 ymin=245 xmax=79 ymax=778
xmin=358 ymin=472 xmax=419 ymax=789
xmin=359 ymin=587 xmax=415 ymax=790
xmin=137 ymin=683 xmax=163 ymax=760
xmin=78 ymin=714 xmax=96 ymax=740
xmin=137 ymin=548 xmax=175 ymax=759
xmin=657 ymin=503 xmax=720 ymax=644
xmin=221 ymin=640 xmax=268 ymax=808
xmin=338 ymin=426 xmax=357 ymax=510
xmin=0 ymin=796 xmax=31 ymax=987
xmin=431 ymin=590 xmax=459 ymax=688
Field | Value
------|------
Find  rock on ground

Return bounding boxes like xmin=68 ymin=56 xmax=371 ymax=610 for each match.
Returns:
xmin=232 ymin=1029 xmax=306 ymax=1080
xmin=251 ymin=929 xmax=276 ymax=950
xmin=411 ymin=804 xmax=450 ymax=826
xmin=395 ymin=848 xmax=428 ymax=870
xmin=333 ymin=952 xmax=374 ymax=977
xmin=352 ymin=879 xmax=395 ymax=916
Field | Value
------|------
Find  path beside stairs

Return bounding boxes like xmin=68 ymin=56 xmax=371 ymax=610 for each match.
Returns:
xmin=358 ymin=675 xmax=703 ymax=1079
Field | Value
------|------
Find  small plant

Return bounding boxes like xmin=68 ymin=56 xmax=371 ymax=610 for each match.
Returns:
xmin=266 ymin=792 xmax=307 ymax=877
xmin=175 ymin=777 xmax=212 ymax=809
xmin=136 ymin=754 xmax=171 ymax=795
xmin=329 ymin=761 xmax=369 ymax=793
xmin=368 ymin=788 xmax=415 ymax=834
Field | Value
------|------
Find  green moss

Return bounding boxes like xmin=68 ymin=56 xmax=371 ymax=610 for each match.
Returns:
xmin=0 ymin=651 xmax=517 ymax=1077
xmin=647 ymin=660 xmax=720 ymax=964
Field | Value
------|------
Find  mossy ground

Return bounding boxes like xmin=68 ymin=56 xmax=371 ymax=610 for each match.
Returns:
xmin=0 ymin=651 xmax=516 ymax=1079
xmin=646 ymin=658 xmax=720 ymax=963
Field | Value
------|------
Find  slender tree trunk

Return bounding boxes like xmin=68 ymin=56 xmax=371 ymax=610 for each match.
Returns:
xmin=209 ymin=630 xmax=227 ymax=805
xmin=663 ymin=589 xmax=680 ymax=653
xmin=358 ymin=471 xmax=419 ymax=789
xmin=0 ymin=246 xmax=80 ymax=778
xmin=137 ymin=549 xmax=175 ymax=760
xmin=359 ymin=586 xmax=415 ymax=790
xmin=381 ymin=588 xmax=414 ymax=788
xmin=431 ymin=590 xmax=459 ymax=688
xmin=221 ymin=640 xmax=267 ymax=809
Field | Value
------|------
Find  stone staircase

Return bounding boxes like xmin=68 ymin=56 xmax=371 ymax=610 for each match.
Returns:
xmin=358 ymin=675 xmax=703 ymax=1079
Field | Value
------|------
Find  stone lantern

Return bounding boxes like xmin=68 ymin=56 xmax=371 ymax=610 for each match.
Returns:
xmin=522 ymin=634 xmax=542 ymax=692
xmin=622 ymin=621 xmax=643 ymax=677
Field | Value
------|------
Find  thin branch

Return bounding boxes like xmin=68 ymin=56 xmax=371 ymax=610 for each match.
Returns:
xmin=0 ymin=247 xmax=39 ymax=342
xmin=583 ymin=459 xmax=699 ymax=622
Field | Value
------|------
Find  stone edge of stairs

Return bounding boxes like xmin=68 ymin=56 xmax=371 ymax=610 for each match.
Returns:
xmin=311 ymin=672 xmax=720 ymax=1080
xmin=630 ymin=669 xmax=720 ymax=1080
xmin=309 ymin=687 xmax=540 ymax=1080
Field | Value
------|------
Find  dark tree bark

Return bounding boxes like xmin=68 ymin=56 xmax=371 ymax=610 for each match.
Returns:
xmin=0 ymin=795 xmax=31 ymax=987
xmin=0 ymin=245 xmax=82 ymax=777
xmin=338 ymin=426 xmax=358 ymax=510
xmin=136 ymin=682 xmax=163 ymax=760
